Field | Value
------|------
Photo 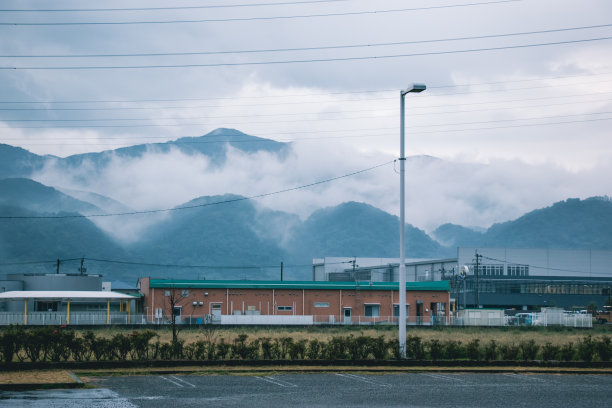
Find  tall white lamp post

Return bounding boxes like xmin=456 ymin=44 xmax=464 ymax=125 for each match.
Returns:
xmin=399 ymin=83 xmax=426 ymax=358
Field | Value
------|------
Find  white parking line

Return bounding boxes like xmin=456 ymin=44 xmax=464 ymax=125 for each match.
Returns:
xmin=170 ymin=375 xmax=196 ymax=388
xmin=421 ymin=373 xmax=465 ymax=382
xmin=160 ymin=375 xmax=184 ymax=387
xmin=256 ymin=376 xmax=297 ymax=388
xmin=503 ymin=373 xmax=548 ymax=382
xmin=335 ymin=373 xmax=390 ymax=387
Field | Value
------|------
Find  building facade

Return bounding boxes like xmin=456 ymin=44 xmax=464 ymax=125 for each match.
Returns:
xmin=138 ymin=278 xmax=451 ymax=325
xmin=312 ymin=248 xmax=612 ymax=311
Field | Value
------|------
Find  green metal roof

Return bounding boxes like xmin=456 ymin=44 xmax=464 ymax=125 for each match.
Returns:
xmin=149 ymin=279 xmax=449 ymax=291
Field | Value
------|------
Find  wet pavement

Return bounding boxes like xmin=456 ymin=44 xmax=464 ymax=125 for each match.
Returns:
xmin=1 ymin=372 xmax=611 ymax=407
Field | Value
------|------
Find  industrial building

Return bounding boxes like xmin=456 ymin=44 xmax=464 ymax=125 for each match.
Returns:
xmin=138 ymin=278 xmax=450 ymax=325
xmin=0 ymin=272 xmax=139 ymax=325
xmin=313 ymin=248 xmax=612 ymax=311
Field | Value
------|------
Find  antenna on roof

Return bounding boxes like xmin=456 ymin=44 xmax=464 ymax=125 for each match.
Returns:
xmin=78 ymin=258 xmax=87 ymax=275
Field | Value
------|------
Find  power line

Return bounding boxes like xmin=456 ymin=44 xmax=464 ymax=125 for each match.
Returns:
xmin=0 ymin=1 xmax=521 ymax=26
xmin=5 ymin=109 xmax=612 ymax=130
xmin=0 ymin=0 xmax=351 ymax=13
xmin=3 ymin=95 xmax=612 ymax=124
xmin=5 ymin=115 xmax=612 ymax=149
xmin=1 ymin=71 xmax=611 ymax=106
xmin=0 ymin=256 xmax=345 ymax=270
xmin=3 ymin=35 xmax=611 ymax=70
xmin=0 ymin=160 xmax=393 ymax=219
xmin=4 ymin=23 xmax=611 ymax=58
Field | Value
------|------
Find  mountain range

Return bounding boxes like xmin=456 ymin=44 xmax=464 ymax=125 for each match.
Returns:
xmin=1 ymin=128 xmax=611 ymax=282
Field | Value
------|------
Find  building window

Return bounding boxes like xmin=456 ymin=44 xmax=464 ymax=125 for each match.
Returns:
xmin=393 ymin=304 xmax=410 ymax=317
xmin=507 ymin=264 xmax=529 ymax=277
xmin=182 ymin=290 xmax=189 ymax=297
xmin=314 ymin=302 xmax=329 ymax=308
xmin=277 ymin=306 xmax=293 ymax=311
xmin=364 ymin=304 xmax=380 ymax=317
xmin=164 ymin=290 xmax=170 ymax=296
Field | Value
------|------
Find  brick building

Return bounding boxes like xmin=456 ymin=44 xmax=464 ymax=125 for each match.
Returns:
xmin=138 ymin=278 xmax=450 ymax=325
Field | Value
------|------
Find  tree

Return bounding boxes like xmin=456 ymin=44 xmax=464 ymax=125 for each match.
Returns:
xmin=164 ymin=286 xmax=187 ymax=347
xmin=587 ymin=301 xmax=598 ymax=317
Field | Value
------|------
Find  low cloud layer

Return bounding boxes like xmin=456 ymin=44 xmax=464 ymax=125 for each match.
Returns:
xmin=31 ymin=139 xmax=612 ymax=244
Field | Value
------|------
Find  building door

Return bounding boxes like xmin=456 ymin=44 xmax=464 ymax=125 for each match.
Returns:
xmin=343 ymin=307 xmax=351 ymax=324
xmin=173 ymin=306 xmax=182 ymax=324
xmin=416 ymin=302 xmax=423 ymax=325
xmin=211 ymin=304 xmax=222 ymax=321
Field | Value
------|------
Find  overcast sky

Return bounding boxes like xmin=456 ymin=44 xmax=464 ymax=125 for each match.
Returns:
xmin=1 ymin=0 xmax=612 ymax=236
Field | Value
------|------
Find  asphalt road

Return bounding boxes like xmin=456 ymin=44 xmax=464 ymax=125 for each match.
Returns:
xmin=1 ymin=372 xmax=611 ymax=407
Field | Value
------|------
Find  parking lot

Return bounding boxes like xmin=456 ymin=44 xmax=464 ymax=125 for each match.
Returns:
xmin=1 ymin=372 xmax=611 ymax=407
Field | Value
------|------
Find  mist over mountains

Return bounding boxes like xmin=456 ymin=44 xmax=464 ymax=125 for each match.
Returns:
xmin=1 ymin=128 xmax=611 ymax=282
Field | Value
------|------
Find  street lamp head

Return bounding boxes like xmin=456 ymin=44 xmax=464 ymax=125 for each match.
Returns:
xmin=404 ymin=83 xmax=426 ymax=94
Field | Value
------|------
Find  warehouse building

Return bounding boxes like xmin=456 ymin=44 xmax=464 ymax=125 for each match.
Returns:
xmin=138 ymin=278 xmax=450 ymax=325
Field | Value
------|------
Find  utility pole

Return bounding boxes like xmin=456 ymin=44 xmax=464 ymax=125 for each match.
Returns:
xmin=474 ymin=251 xmax=482 ymax=308
xmin=280 ymin=262 xmax=283 ymax=281
xmin=78 ymin=258 xmax=87 ymax=275
xmin=56 ymin=258 xmax=60 ymax=274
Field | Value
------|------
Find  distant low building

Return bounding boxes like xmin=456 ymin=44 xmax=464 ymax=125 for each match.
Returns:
xmin=313 ymin=248 xmax=612 ymax=312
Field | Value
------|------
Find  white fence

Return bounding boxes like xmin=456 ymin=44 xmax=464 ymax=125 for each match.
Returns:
xmin=0 ymin=312 xmax=148 ymax=326
xmin=0 ymin=312 xmax=594 ymax=327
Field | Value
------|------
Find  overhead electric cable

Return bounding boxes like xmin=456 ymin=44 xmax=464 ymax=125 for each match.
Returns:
xmin=0 ymin=1 xmax=521 ymax=26
xmin=0 ymin=160 xmax=393 ymax=219
xmin=2 ymin=35 xmax=611 ymax=70
xmin=1 ymin=71 xmax=611 ymax=105
xmin=3 ymin=95 xmax=612 ymax=124
xmin=0 ymin=1 xmax=351 ymax=13
xmin=3 ymin=23 xmax=610 ymax=58
xmin=6 ymin=109 xmax=612 ymax=129
xmin=5 ymin=116 xmax=612 ymax=149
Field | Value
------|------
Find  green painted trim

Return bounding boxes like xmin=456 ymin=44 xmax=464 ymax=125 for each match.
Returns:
xmin=148 ymin=279 xmax=449 ymax=291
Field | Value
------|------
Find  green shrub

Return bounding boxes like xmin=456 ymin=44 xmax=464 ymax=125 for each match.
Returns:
xmin=129 ymin=330 xmax=158 ymax=360
xmin=405 ymin=335 xmax=425 ymax=360
xmin=0 ymin=326 xmax=24 ymax=363
xmin=466 ymin=339 xmax=481 ymax=361
xmin=387 ymin=339 xmax=400 ymax=360
xmin=577 ymin=336 xmax=595 ymax=362
xmin=306 ymin=339 xmax=322 ymax=360
xmin=519 ymin=339 xmax=539 ymax=360
xmin=427 ymin=339 xmax=444 ymax=360
xmin=232 ymin=334 xmax=251 ymax=359
xmin=484 ymin=340 xmax=498 ymax=361
xmin=278 ymin=337 xmax=294 ymax=359
xmin=216 ymin=339 xmax=231 ymax=360
xmin=541 ymin=342 xmax=560 ymax=361
xmin=595 ymin=336 xmax=611 ymax=362
xmin=370 ymin=336 xmax=387 ymax=360
xmin=442 ymin=340 xmax=464 ymax=360
xmin=346 ymin=335 xmax=370 ymax=360
xmin=559 ymin=342 xmax=576 ymax=361
xmin=498 ymin=344 xmax=521 ymax=360
xmin=48 ymin=328 xmax=75 ymax=362
xmin=22 ymin=328 xmax=51 ymax=362
xmin=288 ymin=339 xmax=307 ymax=360
xmin=324 ymin=336 xmax=348 ymax=359
xmin=110 ymin=333 xmax=132 ymax=360
xmin=260 ymin=338 xmax=273 ymax=360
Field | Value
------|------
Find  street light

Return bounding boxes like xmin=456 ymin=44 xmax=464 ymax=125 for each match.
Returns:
xmin=399 ymin=83 xmax=426 ymax=359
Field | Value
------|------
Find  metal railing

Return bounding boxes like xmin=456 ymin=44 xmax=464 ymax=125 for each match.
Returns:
xmin=0 ymin=312 xmax=594 ymax=327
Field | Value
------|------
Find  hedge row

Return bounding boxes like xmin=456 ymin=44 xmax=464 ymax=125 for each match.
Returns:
xmin=0 ymin=327 xmax=610 ymax=363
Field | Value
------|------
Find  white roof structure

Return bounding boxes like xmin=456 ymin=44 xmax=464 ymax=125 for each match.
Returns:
xmin=0 ymin=291 xmax=135 ymax=300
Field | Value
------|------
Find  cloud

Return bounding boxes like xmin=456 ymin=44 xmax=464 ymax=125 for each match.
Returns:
xmin=30 ymin=137 xmax=612 ymax=244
